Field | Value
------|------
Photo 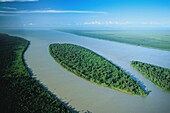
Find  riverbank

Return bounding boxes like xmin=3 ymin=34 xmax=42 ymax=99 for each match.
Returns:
xmin=131 ymin=61 xmax=170 ymax=93
xmin=58 ymin=30 xmax=170 ymax=51
xmin=1 ymin=29 xmax=170 ymax=113
xmin=0 ymin=33 xmax=76 ymax=113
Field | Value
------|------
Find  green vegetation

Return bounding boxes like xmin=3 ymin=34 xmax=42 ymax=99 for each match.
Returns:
xmin=49 ymin=43 xmax=147 ymax=96
xmin=59 ymin=30 xmax=170 ymax=51
xmin=0 ymin=33 xmax=75 ymax=113
xmin=131 ymin=61 xmax=170 ymax=92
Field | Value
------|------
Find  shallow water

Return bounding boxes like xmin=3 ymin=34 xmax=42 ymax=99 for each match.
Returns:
xmin=1 ymin=29 xmax=170 ymax=113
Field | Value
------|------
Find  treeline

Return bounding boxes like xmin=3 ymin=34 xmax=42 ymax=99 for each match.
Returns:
xmin=131 ymin=61 xmax=170 ymax=92
xmin=58 ymin=30 xmax=170 ymax=51
xmin=0 ymin=34 xmax=76 ymax=113
xmin=49 ymin=43 xmax=147 ymax=96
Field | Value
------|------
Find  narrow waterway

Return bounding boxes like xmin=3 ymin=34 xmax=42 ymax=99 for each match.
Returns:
xmin=1 ymin=29 xmax=170 ymax=113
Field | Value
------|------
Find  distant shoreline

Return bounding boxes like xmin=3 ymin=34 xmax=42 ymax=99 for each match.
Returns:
xmin=1 ymin=29 xmax=170 ymax=113
xmin=58 ymin=30 xmax=170 ymax=51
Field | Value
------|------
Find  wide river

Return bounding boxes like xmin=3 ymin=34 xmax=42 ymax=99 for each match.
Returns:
xmin=1 ymin=29 xmax=170 ymax=113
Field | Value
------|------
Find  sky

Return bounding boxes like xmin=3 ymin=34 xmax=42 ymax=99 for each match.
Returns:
xmin=0 ymin=0 xmax=170 ymax=28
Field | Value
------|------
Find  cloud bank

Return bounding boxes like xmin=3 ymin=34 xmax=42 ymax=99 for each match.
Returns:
xmin=0 ymin=10 xmax=107 ymax=14
xmin=2 ymin=7 xmax=17 ymax=10
xmin=83 ymin=21 xmax=130 ymax=25
xmin=82 ymin=20 xmax=164 ymax=26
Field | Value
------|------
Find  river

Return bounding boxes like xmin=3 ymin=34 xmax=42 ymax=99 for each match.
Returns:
xmin=1 ymin=29 xmax=170 ymax=113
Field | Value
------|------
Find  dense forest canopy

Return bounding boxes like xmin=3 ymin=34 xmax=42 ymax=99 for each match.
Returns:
xmin=49 ymin=43 xmax=147 ymax=96
xmin=131 ymin=61 xmax=170 ymax=92
xmin=0 ymin=34 xmax=75 ymax=113
xmin=59 ymin=30 xmax=170 ymax=51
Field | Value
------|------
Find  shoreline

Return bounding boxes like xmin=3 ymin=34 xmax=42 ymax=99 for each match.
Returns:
xmin=0 ymin=33 xmax=78 ymax=113
xmin=22 ymin=38 xmax=78 ymax=112
xmin=58 ymin=30 xmax=170 ymax=52
xmin=2 ymin=29 xmax=170 ymax=113
xmin=131 ymin=61 xmax=170 ymax=93
xmin=49 ymin=43 xmax=147 ymax=96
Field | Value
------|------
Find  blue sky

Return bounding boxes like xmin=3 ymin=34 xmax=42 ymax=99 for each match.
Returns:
xmin=0 ymin=0 xmax=170 ymax=28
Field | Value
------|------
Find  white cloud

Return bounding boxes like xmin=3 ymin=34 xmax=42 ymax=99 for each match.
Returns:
xmin=0 ymin=0 xmax=38 ymax=2
xmin=139 ymin=21 xmax=161 ymax=25
xmin=84 ymin=21 xmax=102 ymax=25
xmin=2 ymin=7 xmax=17 ymax=10
xmin=23 ymin=23 xmax=35 ymax=27
xmin=83 ymin=21 xmax=130 ymax=25
xmin=28 ymin=23 xmax=34 ymax=25
xmin=0 ymin=10 xmax=107 ymax=14
xmin=149 ymin=21 xmax=160 ymax=25
xmin=84 ymin=21 xmax=112 ymax=25
xmin=114 ymin=21 xmax=130 ymax=25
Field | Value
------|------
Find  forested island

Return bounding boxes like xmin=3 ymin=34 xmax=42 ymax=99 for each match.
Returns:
xmin=131 ymin=61 xmax=170 ymax=92
xmin=49 ymin=43 xmax=147 ymax=96
xmin=0 ymin=34 xmax=75 ymax=113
